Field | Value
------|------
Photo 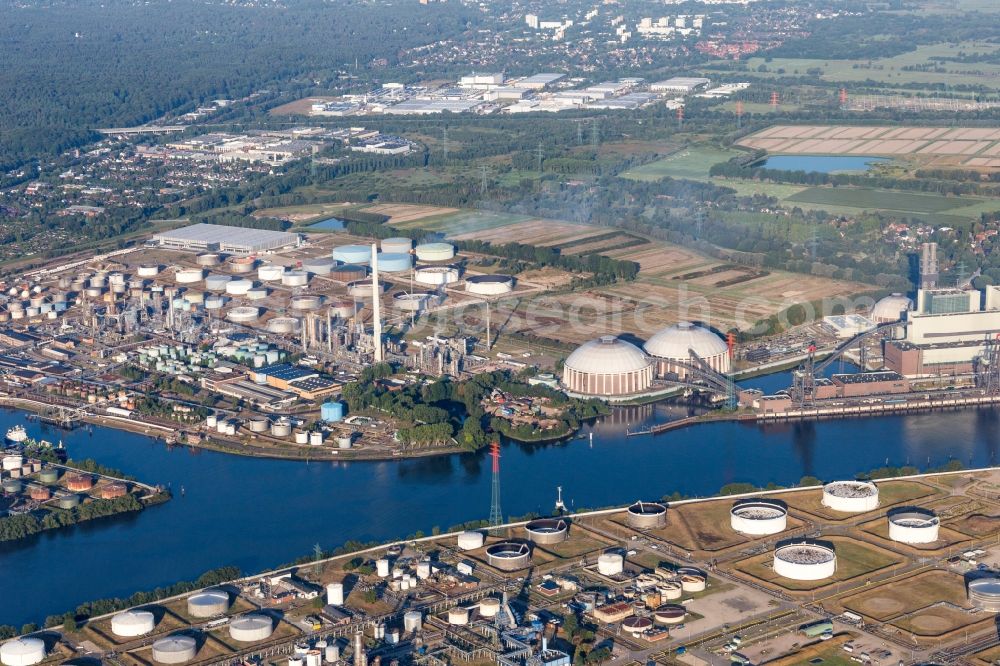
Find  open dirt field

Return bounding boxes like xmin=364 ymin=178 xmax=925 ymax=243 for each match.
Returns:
xmin=451 ymin=218 xmax=609 ymax=246
xmin=364 ymin=203 xmax=459 ymax=225
xmin=739 ymin=125 xmax=1000 ymax=160
xmin=890 ymin=603 xmax=988 ymax=638
xmin=269 ymin=97 xmax=338 ymax=116
xmin=840 ymin=570 xmax=970 ymax=622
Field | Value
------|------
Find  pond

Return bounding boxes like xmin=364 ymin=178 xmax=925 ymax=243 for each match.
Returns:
xmin=761 ymin=155 xmax=891 ymax=174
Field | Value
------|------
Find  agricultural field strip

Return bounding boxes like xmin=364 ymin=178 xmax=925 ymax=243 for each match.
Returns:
xmin=739 ymin=125 xmax=1000 ymax=157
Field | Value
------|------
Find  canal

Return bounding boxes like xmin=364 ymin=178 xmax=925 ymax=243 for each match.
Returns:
xmin=1 ymin=369 xmax=997 ymax=625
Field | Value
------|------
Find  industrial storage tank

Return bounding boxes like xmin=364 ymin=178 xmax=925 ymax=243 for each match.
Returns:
xmin=226 ymin=279 xmax=254 ymax=296
xmin=246 ymin=287 xmax=268 ymax=300
xmin=822 ymin=481 xmax=879 ymax=513
xmin=267 ymin=317 xmax=301 ymax=334
xmin=621 ymin=616 xmax=653 ymax=637
xmin=597 ymin=553 xmax=624 ymax=576
xmin=653 ymin=604 xmax=687 ymax=625
xmin=228 ymin=256 xmax=256 ymax=274
xmin=626 ymin=501 xmax=667 ymax=529
xmin=290 ymin=295 xmax=322 ymax=311
xmin=330 ymin=265 xmax=368 ymax=283
xmin=326 ymin=582 xmax=344 ymax=606
xmin=205 ymin=295 xmax=226 ymax=310
xmin=175 ymin=268 xmax=204 ymax=284
xmin=204 ymin=274 xmax=231 ymax=291
xmin=302 ymin=258 xmax=335 ymax=275
xmin=38 ymin=468 xmax=58 ymax=484
xmin=415 ymin=266 xmax=460 ymax=287
xmin=403 ymin=611 xmax=423 ymax=632
xmin=2 ymin=480 xmax=23 ymax=494
xmin=563 ymin=336 xmax=654 ymax=397
xmin=457 ymin=530 xmax=485 ymax=550
xmin=381 ymin=237 xmax=413 ymax=254
xmin=643 ymin=322 xmax=730 ymax=379
xmin=0 ymin=638 xmax=46 ymax=666
xmin=138 ymin=265 xmax=161 ymax=278
xmin=969 ymin=577 xmax=1000 ymax=612
xmin=415 ymin=242 xmax=455 ymax=262
xmin=393 ymin=292 xmax=435 ymax=312
xmin=485 ymin=542 xmax=531 ymax=571
xmin=247 ymin=417 xmax=270 ymax=433
xmin=887 ymin=507 xmax=940 ymax=544
xmin=329 ymin=298 xmax=357 ymax=319
xmin=871 ymin=293 xmax=912 ymax=324
xmin=524 ymin=518 xmax=569 ymax=545
xmin=229 ymin=614 xmax=274 ymax=642
xmin=730 ymin=500 xmax=788 ymax=536
xmin=659 ymin=581 xmax=682 ymax=600
xmin=258 ymin=264 xmax=285 ymax=281
xmin=271 ymin=421 xmax=292 ymax=437
xmin=773 ymin=542 xmax=836 ymax=581
xmin=57 ymin=494 xmax=81 ymax=509
xmin=678 ymin=567 xmax=707 ymax=592
xmin=378 ymin=253 xmax=412 ymax=273
xmin=321 ymin=402 xmax=344 ymax=422
xmin=227 ymin=307 xmax=261 ymax=323
xmin=151 ymin=636 xmax=198 ymax=664
xmin=187 ymin=588 xmax=230 ymax=617
xmin=282 ymin=270 xmax=310 ymax=287
xmin=347 ymin=281 xmax=376 ymax=299
xmin=185 ymin=291 xmax=205 ymax=305
xmin=197 ymin=252 xmax=222 ymax=267
xmin=332 ymin=245 xmax=372 ymax=265
xmin=447 ymin=608 xmax=469 ymax=626
xmin=111 ymin=609 xmax=157 ymax=637
xmin=465 ymin=274 xmax=514 ymax=296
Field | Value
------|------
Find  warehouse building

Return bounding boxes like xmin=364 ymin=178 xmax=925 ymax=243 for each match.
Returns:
xmin=152 ymin=223 xmax=300 ymax=255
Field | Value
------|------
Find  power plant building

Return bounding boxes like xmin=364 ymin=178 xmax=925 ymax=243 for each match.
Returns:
xmin=152 ymin=223 xmax=299 ymax=255
xmin=884 ymin=307 xmax=1000 ymax=377
xmin=562 ymin=336 xmax=654 ymax=396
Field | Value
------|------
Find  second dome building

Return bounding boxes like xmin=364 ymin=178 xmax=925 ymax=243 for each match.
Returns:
xmin=643 ymin=322 xmax=729 ymax=378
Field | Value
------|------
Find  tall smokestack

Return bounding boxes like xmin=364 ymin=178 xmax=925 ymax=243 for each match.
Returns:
xmin=920 ymin=242 xmax=938 ymax=290
xmin=371 ymin=243 xmax=384 ymax=363
xmin=353 ymin=631 xmax=367 ymax=666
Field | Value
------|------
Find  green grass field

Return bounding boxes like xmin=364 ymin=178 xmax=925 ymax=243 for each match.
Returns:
xmin=388 ymin=209 xmax=532 ymax=235
xmin=622 ymin=146 xmax=741 ymax=182
xmin=785 ymin=187 xmax=987 ymax=214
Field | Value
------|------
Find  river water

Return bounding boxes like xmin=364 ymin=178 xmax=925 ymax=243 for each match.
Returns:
xmin=2 ymin=368 xmax=997 ymax=625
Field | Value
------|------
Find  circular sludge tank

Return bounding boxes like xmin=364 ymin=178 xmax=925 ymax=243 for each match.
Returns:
xmin=643 ymin=321 xmax=730 ymax=378
xmin=138 ymin=264 xmax=161 ymax=278
xmin=381 ymin=237 xmax=413 ymax=254
xmin=597 ymin=552 xmax=624 ymax=576
xmin=888 ymin=507 xmax=940 ymax=544
xmin=229 ymin=614 xmax=274 ymax=642
xmin=246 ymin=287 xmax=268 ymax=300
xmin=621 ymin=616 xmax=653 ymax=636
xmin=524 ymin=518 xmax=569 ymax=545
xmin=267 ymin=317 xmax=301 ymax=334
xmin=730 ymin=500 xmax=788 ymax=536
xmin=486 ymin=541 xmax=531 ymax=571
xmin=403 ymin=611 xmax=423 ymax=632
xmin=415 ymin=242 xmax=455 ymax=262
xmin=653 ymin=604 xmax=687 ymax=625
xmin=187 ymin=588 xmax=230 ymax=617
xmin=465 ymin=274 xmax=514 ymax=296
xmin=228 ymin=256 xmax=256 ymax=274
xmin=478 ymin=597 xmax=501 ymax=618
xmin=227 ymin=306 xmax=261 ymax=323
xmin=563 ymin=336 xmax=654 ymax=397
xmin=822 ymin=481 xmax=879 ymax=513
xmin=457 ymin=530 xmax=485 ymax=550
xmin=969 ymin=577 xmax=1000 ymax=612
xmin=626 ymin=501 xmax=667 ymax=529
xmin=871 ymin=293 xmax=912 ymax=324
xmin=225 ymin=279 xmax=253 ymax=296
xmin=257 ymin=264 xmax=285 ymax=282
xmin=203 ymin=274 xmax=231 ymax=292
xmin=330 ymin=265 xmax=368 ymax=283
xmin=447 ymin=607 xmax=469 ymax=626
xmin=377 ymin=253 xmax=412 ymax=273
xmin=282 ymin=270 xmax=310 ymax=287
xmin=290 ymin=295 xmax=322 ymax=311
xmin=302 ymin=258 xmax=334 ymax=276
xmin=415 ymin=266 xmax=460 ymax=286
xmin=393 ymin=292 xmax=435 ymax=312
xmin=678 ymin=567 xmax=707 ymax=592
xmin=174 ymin=268 xmax=204 ymax=284
xmin=659 ymin=581 xmax=682 ymax=600
xmin=247 ymin=417 xmax=270 ymax=433
xmin=152 ymin=636 xmax=198 ymax=664
xmin=333 ymin=245 xmax=372 ymax=265
xmin=196 ymin=252 xmax=222 ymax=267
xmin=112 ymin=609 xmax=157 ymax=637
xmin=0 ymin=638 xmax=46 ymax=666
xmin=773 ymin=542 xmax=837 ymax=581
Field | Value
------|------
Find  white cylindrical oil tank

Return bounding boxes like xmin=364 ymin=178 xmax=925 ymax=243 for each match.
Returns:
xmin=303 ymin=258 xmax=334 ymax=275
xmin=347 ymin=281 xmax=379 ymax=299
xmin=175 ymin=268 xmax=204 ymax=284
xmin=414 ymin=266 xmax=460 ymax=287
xmin=332 ymin=244 xmax=372 ymax=265
xmin=188 ymin=588 xmax=230 ymax=617
xmin=381 ymin=237 xmax=413 ymax=254
xmin=246 ymin=287 xmax=268 ymax=300
xmin=282 ymin=270 xmax=309 ymax=287
xmin=197 ymin=253 xmax=222 ymax=267
xmin=377 ymin=253 xmax=412 ymax=273
xmin=822 ymin=481 xmax=879 ymax=513
xmin=415 ymin=242 xmax=455 ymax=262
xmin=331 ymin=299 xmax=357 ymax=318
xmin=730 ymin=500 xmax=788 ymax=536
xmin=271 ymin=421 xmax=291 ymax=437
xmin=393 ymin=292 xmax=434 ymax=312
xmin=204 ymin=274 xmax=231 ymax=291
xmin=0 ymin=638 xmax=46 ymax=666
xmin=305 ymin=651 xmax=321 ymax=666
xmin=111 ymin=609 xmax=157 ymax=637
xmin=267 ymin=317 xmax=301 ymax=334
xmin=447 ymin=607 xmax=470 ymax=626
xmin=324 ymin=646 xmax=340 ymax=663
xmin=597 ymin=553 xmax=624 ymax=576
xmin=309 ymin=432 xmax=324 ymax=446
xmin=416 ymin=560 xmax=431 ymax=579
xmin=653 ymin=604 xmax=687 ymax=626
xmin=205 ymin=295 xmax=226 ymax=310
xmin=248 ymin=417 xmax=270 ymax=433
xmin=773 ymin=542 xmax=837 ymax=581
xmin=227 ymin=306 xmax=261 ymax=323
xmin=152 ymin=636 xmax=198 ymax=664
xmin=376 ymin=558 xmax=390 ymax=577
xmin=229 ymin=614 xmax=274 ymax=642
xmin=678 ymin=568 xmax=707 ymax=592
xmin=206 ymin=414 xmax=218 ymax=428
xmin=659 ymin=581 xmax=682 ymax=600
xmin=403 ymin=611 xmax=423 ymax=633
xmin=888 ymin=508 xmax=940 ymax=544
xmin=258 ymin=264 xmax=285 ymax=281
xmin=465 ymin=274 xmax=514 ymax=296
xmin=326 ymin=582 xmax=344 ymax=606
xmin=290 ymin=295 xmax=322 ymax=311
xmin=478 ymin=597 xmax=501 ymax=618
xmin=457 ymin=530 xmax=484 ymax=550
xmin=226 ymin=279 xmax=253 ymax=296
xmin=295 ymin=431 xmax=308 ymax=444
xmin=185 ymin=291 xmax=204 ymax=305
xmin=228 ymin=257 xmax=256 ymax=274
xmin=138 ymin=264 xmax=160 ymax=277
xmin=626 ymin=501 xmax=667 ymax=529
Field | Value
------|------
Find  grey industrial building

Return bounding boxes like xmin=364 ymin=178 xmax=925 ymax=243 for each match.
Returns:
xmin=152 ymin=223 xmax=300 ymax=255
